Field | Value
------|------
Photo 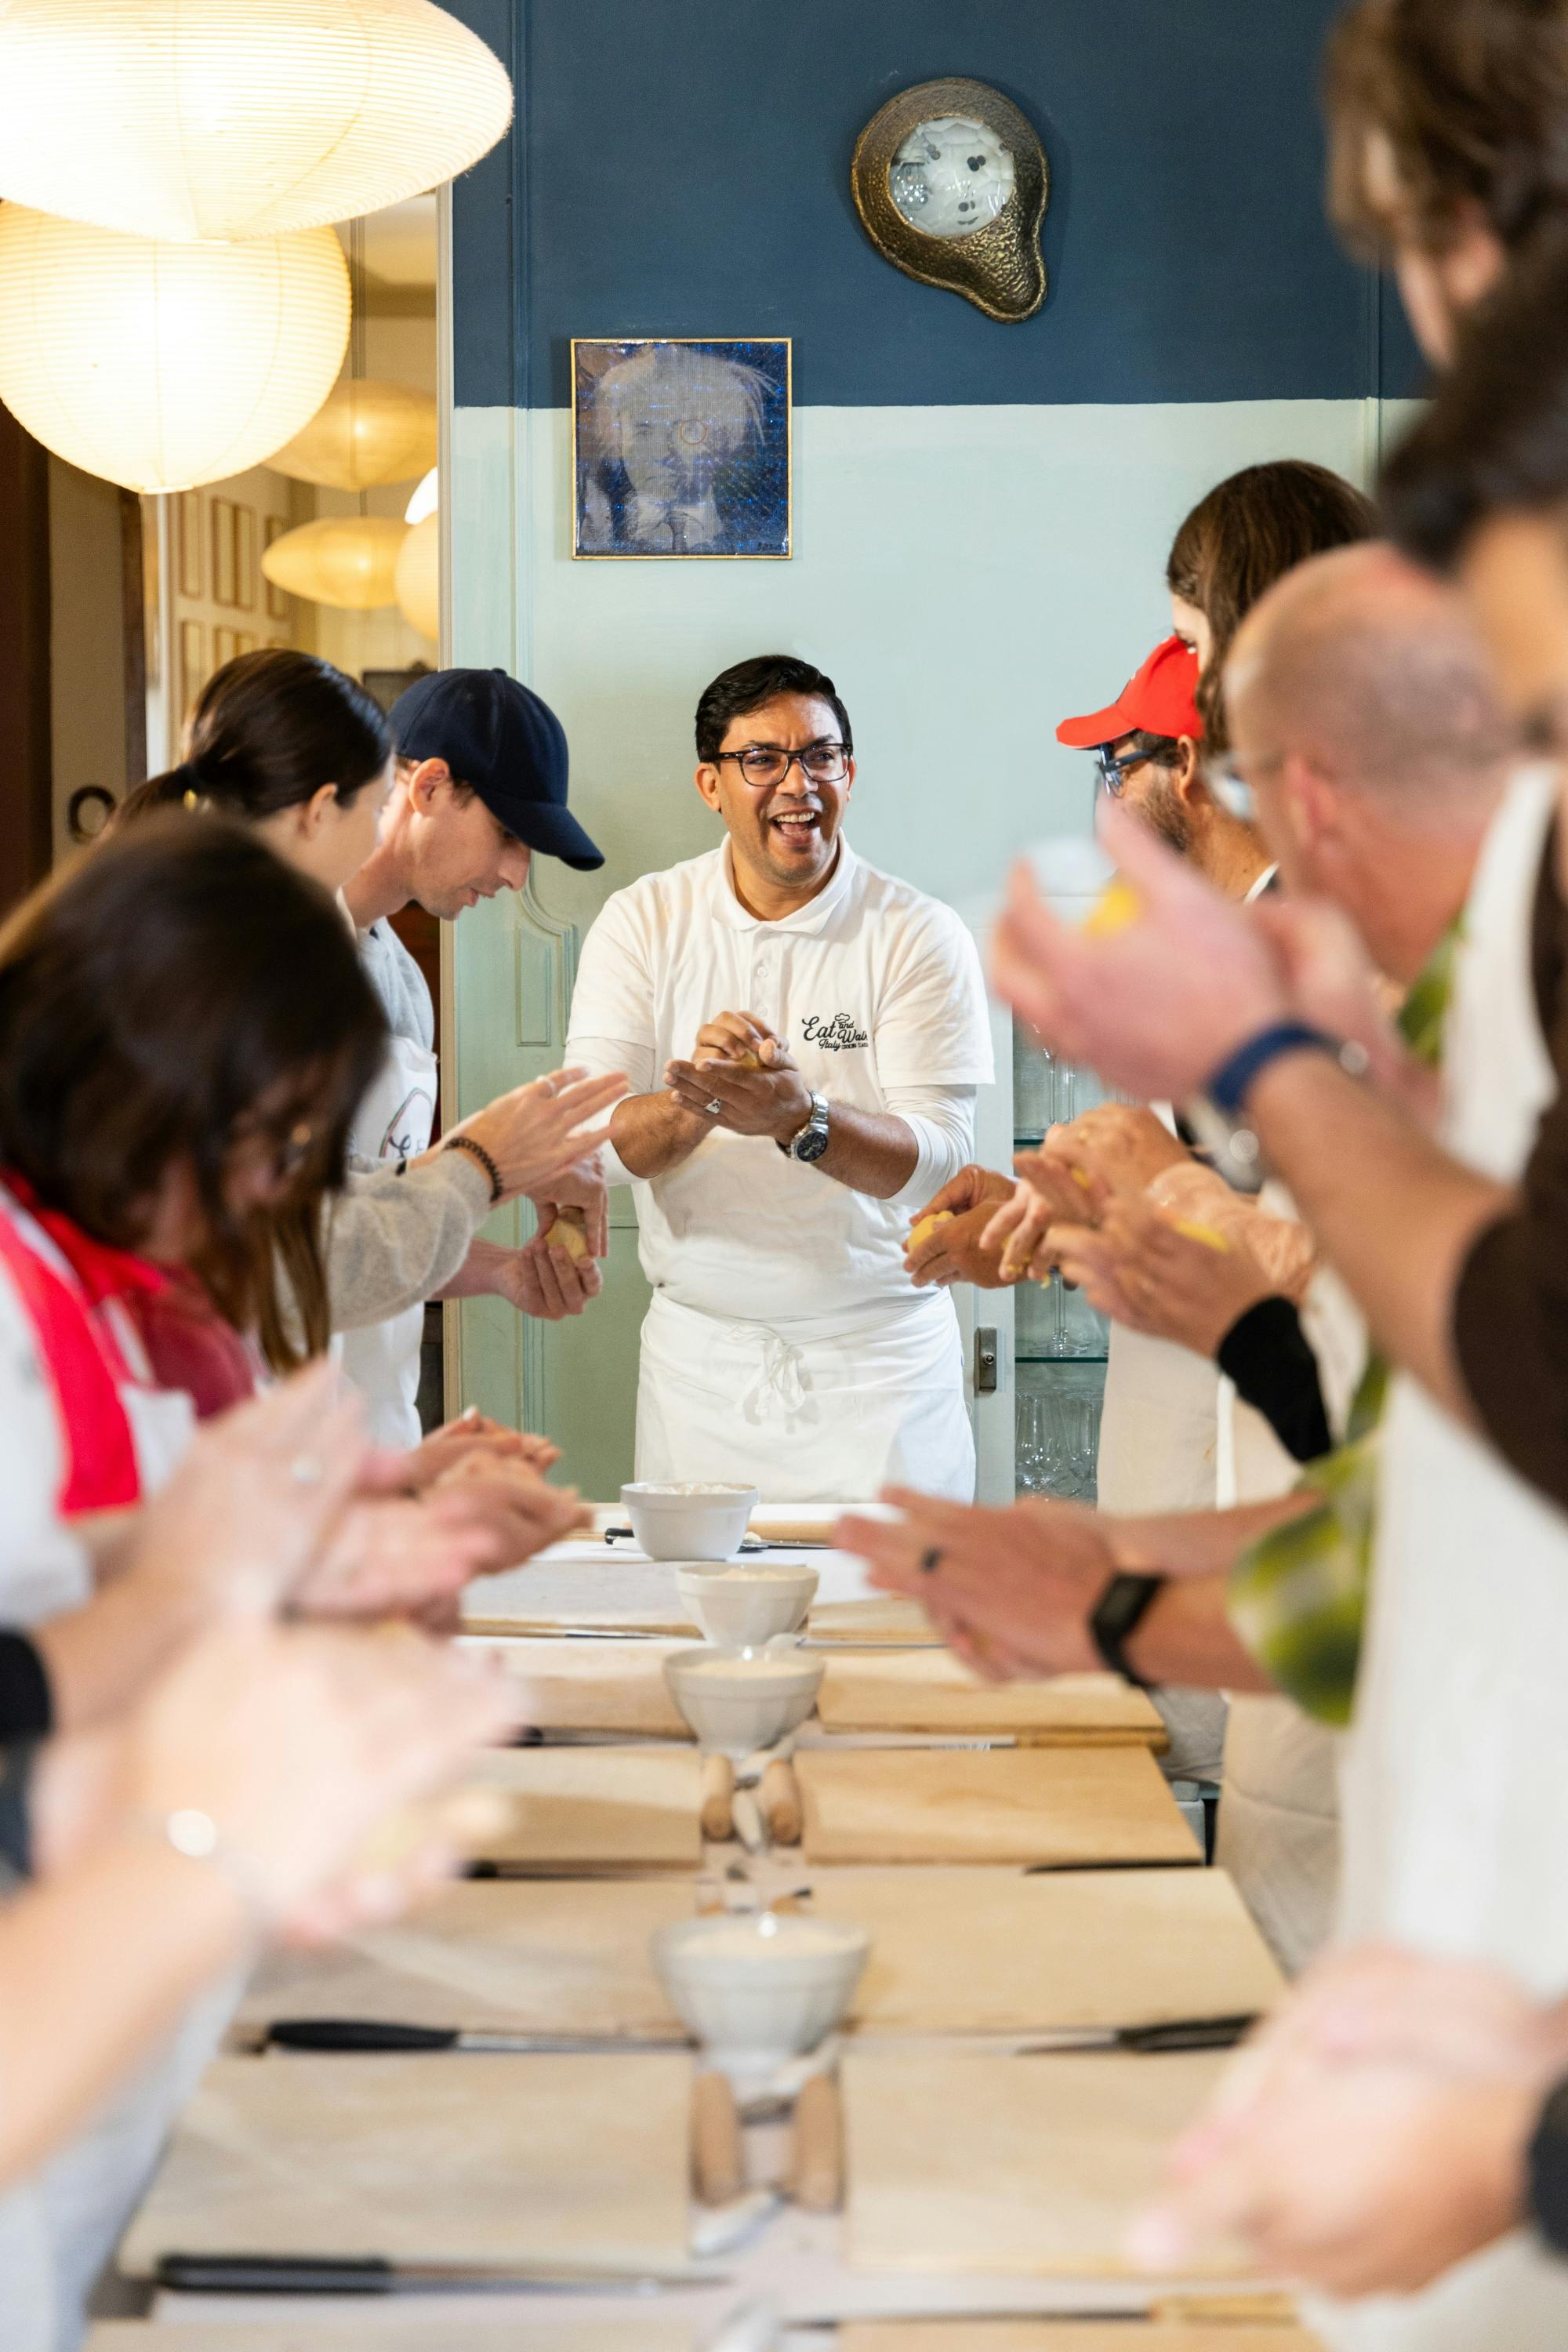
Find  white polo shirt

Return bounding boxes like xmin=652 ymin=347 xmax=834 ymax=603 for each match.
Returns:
xmin=565 ymin=837 xmax=993 ymax=1327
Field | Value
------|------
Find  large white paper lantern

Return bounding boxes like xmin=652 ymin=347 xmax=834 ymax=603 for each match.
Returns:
xmin=262 ymin=515 xmax=407 ymax=609
xmin=0 ymin=205 xmax=350 ymax=494
xmin=404 ymin=466 xmax=438 ymax=524
xmin=394 ymin=511 xmax=439 ymax=640
xmin=270 ymin=379 xmax=437 ymax=491
xmin=0 ymin=0 xmax=513 ymax=242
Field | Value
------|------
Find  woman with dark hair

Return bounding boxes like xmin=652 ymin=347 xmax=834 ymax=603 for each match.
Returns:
xmin=121 ymin=651 xmax=622 ymax=1457
xmin=1167 ymin=459 xmax=1377 ymax=752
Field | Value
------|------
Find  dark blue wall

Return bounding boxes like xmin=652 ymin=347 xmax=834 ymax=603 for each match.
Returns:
xmin=450 ymin=0 xmax=1426 ymax=411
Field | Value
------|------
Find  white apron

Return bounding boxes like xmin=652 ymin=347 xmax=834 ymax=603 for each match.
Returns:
xmin=1319 ymin=765 xmax=1568 ymax=2352
xmin=339 ymin=1032 xmax=439 ymax=1450
xmin=635 ymin=1287 xmax=975 ymax=1503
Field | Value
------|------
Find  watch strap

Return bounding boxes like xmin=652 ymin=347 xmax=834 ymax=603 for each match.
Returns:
xmin=1089 ymin=1572 xmax=1166 ymax=1690
xmin=1207 ymin=1022 xmax=1345 ymax=1120
xmin=1529 ymin=2073 xmax=1568 ymax=2254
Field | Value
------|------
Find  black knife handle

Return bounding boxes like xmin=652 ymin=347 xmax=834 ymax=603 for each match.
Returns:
xmin=266 ymin=2018 xmax=459 ymax=2053
xmin=1120 ymin=2013 xmax=1257 ymax=2052
xmin=158 ymin=2255 xmax=395 ymax=2294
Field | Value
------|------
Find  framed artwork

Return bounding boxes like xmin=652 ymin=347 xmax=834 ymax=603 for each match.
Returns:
xmin=572 ymin=337 xmax=791 ymax=560
xmin=234 ymin=506 xmax=257 ymax=611
xmin=213 ymin=626 xmax=239 ymax=669
xmin=179 ymin=619 xmax=205 ymax=716
xmin=263 ymin=516 xmax=292 ymax=622
xmin=210 ymin=499 xmax=237 ymax=606
xmin=177 ymin=492 xmax=203 ymax=598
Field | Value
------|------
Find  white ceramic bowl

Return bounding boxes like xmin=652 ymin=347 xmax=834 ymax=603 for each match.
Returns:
xmin=662 ymin=1643 xmax=824 ymax=1757
xmin=676 ymin=1562 xmax=819 ymax=1647
xmin=621 ymin=1482 xmax=758 ymax=1563
xmin=652 ymin=1910 xmax=869 ymax=2063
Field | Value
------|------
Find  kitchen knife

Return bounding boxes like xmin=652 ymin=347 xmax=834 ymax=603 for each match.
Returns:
xmin=156 ymin=2254 xmax=726 ymax=2296
xmin=1016 ymin=2012 xmax=1258 ymax=2055
xmin=263 ymin=2017 xmax=678 ymax=2056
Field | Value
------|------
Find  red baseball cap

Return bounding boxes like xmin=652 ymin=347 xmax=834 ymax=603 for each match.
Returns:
xmin=1055 ymin=635 xmax=1203 ymax=749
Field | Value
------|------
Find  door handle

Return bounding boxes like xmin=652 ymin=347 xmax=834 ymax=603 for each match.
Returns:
xmin=975 ymin=1325 xmax=998 ymax=1396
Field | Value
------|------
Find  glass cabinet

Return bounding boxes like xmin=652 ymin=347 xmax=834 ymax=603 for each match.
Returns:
xmin=1011 ymin=1018 xmax=1110 ymax=1502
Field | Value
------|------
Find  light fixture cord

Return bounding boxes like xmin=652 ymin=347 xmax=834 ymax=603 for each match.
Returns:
xmin=348 ymin=217 xmax=367 ymax=517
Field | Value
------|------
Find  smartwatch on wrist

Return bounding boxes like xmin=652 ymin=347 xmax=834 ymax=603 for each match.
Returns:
xmin=1090 ymin=1572 xmax=1167 ymax=1690
xmin=779 ymin=1091 xmax=831 ymax=1163
xmin=1528 ymin=2074 xmax=1568 ymax=2254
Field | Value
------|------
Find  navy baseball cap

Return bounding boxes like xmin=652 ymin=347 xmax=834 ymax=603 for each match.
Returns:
xmin=390 ymin=667 xmax=604 ymax=871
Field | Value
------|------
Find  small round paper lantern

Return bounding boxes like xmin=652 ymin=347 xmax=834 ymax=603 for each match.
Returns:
xmin=262 ymin=516 xmax=407 ymax=609
xmin=404 ymin=466 xmax=438 ymax=525
xmin=0 ymin=205 xmax=350 ymax=494
xmin=270 ymin=379 xmax=437 ymax=492
xmin=0 ymin=0 xmax=513 ymax=243
xmin=394 ymin=511 xmax=440 ymax=640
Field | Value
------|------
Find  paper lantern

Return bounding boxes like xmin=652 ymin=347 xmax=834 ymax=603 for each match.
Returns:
xmin=394 ymin=511 xmax=439 ymax=639
xmin=0 ymin=0 xmax=513 ymax=242
xmin=262 ymin=516 xmax=407 ymax=609
xmin=270 ymin=379 xmax=437 ymax=492
xmin=0 ymin=205 xmax=350 ymax=494
xmin=405 ymin=466 xmax=438 ymax=525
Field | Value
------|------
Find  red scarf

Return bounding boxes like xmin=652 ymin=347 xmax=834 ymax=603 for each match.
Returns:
xmin=0 ymin=1178 xmax=169 ymax=1515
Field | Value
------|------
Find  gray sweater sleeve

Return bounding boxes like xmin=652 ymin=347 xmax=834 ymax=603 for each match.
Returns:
xmin=323 ymin=1152 xmax=492 ymax=1332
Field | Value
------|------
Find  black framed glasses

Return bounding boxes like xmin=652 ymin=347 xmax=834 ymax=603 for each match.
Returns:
xmin=713 ymin=744 xmax=851 ymax=788
xmin=1092 ymin=742 xmax=1152 ymax=798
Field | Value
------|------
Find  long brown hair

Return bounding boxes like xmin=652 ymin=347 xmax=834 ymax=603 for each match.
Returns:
xmin=0 ymin=819 xmax=386 ymax=1368
xmin=1167 ymin=461 xmax=1377 ymax=750
xmin=1324 ymin=0 xmax=1568 ymax=259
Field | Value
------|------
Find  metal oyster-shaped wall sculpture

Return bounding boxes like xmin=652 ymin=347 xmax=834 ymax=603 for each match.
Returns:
xmin=852 ymin=78 xmax=1048 ymax=323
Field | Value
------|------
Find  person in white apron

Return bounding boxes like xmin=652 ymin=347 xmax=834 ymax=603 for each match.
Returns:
xmin=339 ymin=667 xmax=608 ymax=1448
xmin=566 ymin=654 xmax=993 ymax=1501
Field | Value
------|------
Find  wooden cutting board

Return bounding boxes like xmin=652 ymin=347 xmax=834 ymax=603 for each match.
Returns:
xmin=797 ymin=1747 xmax=1201 ymax=1867
xmin=818 ymin=1654 xmax=1167 ymax=1744
xmin=466 ymin=1747 xmax=704 ymax=1870
xmin=808 ymin=1598 xmax=941 ymax=1647
xmin=118 ymin=2050 xmax=693 ymax=2276
xmin=462 ymin=1637 xmax=692 ymax=1738
xmin=840 ymin=2328 xmax=1316 ymax=2350
xmin=91 ymin=2329 xmax=696 ymax=2351
xmin=805 ymin=1867 xmax=1281 ymax=2034
xmin=236 ymin=1878 xmax=693 ymax=2040
xmin=842 ymin=2049 xmax=1242 ymax=2276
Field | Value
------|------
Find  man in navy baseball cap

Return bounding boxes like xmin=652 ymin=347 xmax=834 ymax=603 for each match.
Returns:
xmin=341 ymin=666 xmax=608 ymax=1338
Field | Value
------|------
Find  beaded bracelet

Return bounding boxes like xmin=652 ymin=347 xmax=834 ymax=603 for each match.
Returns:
xmin=443 ymin=1133 xmax=503 ymax=1204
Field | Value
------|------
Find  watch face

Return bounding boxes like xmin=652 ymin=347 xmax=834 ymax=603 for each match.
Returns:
xmin=890 ymin=115 xmax=1017 ymax=239
xmin=794 ymin=1125 xmax=832 ymax=1163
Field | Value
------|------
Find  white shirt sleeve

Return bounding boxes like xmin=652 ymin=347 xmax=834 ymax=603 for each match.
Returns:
xmin=880 ymin=1083 xmax=978 ymax=1211
xmin=564 ymin=888 xmax=659 ymax=1188
xmin=875 ymin=902 xmax=995 ymax=1091
xmin=0 ymin=1262 xmax=92 ymax=1625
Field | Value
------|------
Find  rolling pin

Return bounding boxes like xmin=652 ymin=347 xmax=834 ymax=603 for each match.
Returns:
xmin=692 ymin=2069 xmax=745 ymax=2205
xmin=759 ymin=1756 xmax=802 ymax=1846
xmin=700 ymin=1754 xmax=736 ymax=1842
xmin=786 ymin=2071 xmax=842 ymax=2213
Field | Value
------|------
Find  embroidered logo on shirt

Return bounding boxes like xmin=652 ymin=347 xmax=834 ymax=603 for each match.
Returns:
xmin=800 ymin=1012 xmax=869 ymax=1051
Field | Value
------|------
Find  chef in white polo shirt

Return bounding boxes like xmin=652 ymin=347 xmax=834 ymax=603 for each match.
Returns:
xmin=565 ymin=654 xmax=993 ymax=1501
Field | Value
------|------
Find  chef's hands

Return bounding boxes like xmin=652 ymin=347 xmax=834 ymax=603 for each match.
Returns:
xmin=905 ymin=1166 xmax=1018 ymax=1289
xmin=437 ymin=1065 xmax=626 ymax=1203
xmin=835 ymin=1490 xmax=1116 ymax=1680
xmin=665 ymin=1012 xmax=812 ymax=1144
xmin=1127 ymin=1944 xmax=1561 ymax=2296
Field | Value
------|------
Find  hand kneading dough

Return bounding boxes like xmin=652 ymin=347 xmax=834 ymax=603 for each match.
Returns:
xmin=909 ymin=1210 xmax=956 ymax=1251
xmin=541 ymin=1209 xmax=591 ymax=1261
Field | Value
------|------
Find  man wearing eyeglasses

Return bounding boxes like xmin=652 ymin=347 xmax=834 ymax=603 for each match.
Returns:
xmin=564 ymin=652 xmax=993 ymax=1500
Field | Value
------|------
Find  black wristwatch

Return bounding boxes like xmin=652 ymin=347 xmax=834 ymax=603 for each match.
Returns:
xmin=1090 ymin=1573 xmax=1166 ymax=1690
xmin=1529 ymin=2074 xmax=1568 ymax=2253
xmin=779 ymin=1091 xmax=831 ymax=1163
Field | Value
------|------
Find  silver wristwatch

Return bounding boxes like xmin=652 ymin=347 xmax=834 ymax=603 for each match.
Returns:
xmin=780 ymin=1091 xmax=830 ymax=1163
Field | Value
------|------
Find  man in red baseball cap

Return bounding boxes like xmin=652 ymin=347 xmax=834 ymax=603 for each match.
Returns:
xmin=1057 ymin=635 xmax=1267 ymax=899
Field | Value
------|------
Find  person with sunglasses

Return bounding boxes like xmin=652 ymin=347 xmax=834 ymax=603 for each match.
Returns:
xmin=564 ymin=652 xmax=992 ymax=1501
